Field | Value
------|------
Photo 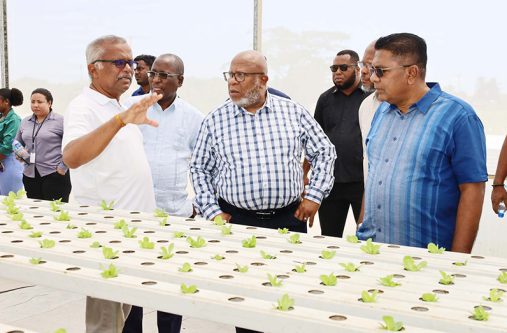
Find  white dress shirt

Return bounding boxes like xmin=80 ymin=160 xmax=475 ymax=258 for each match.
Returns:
xmin=358 ymin=92 xmax=381 ymax=184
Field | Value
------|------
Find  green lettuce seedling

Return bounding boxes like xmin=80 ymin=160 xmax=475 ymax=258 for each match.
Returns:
xmin=100 ymin=264 xmax=119 ymax=279
xmin=380 ymin=315 xmax=404 ymax=331
xmin=267 ymin=273 xmax=283 ymax=287
xmin=100 ymin=200 xmax=115 ymax=210
xmin=173 ymin=231 xmax=186 ymax=238
xmin=54 ymin=210 xmax=70 ymax=221
xmin=178 ymin=262 xmax=193 ymax=273
xmin=340 ymin=262 xmax=360 ymax=272
xmin=288 ymin=233 xmax=302 ymax=244
xmin=470 ymin=306 xmax=489 ymax=321
xmin=403 ymin=256 xmax=427 ymax=271
xmin=379 ymin=275 xmax=401 ymax=287
xmin=11 ymin=212 xmax=24 ymax=221
xmin=360 ymin=290 xmax=378 ymax=303
xmin=29 ymin=231 xmax=43 ymax=238
xmin=360 ymin=238 xmax=380 ymax=254
xmin=1 ymin=196 xmax=15 ymax=207
xmin=50 ymin=198 xmax=63 ymax=212
xmin=6 ymin=205 xmax=19 ymax=215
xmin=453 ymin=260 xmax=468 ymax=266
xmin=484 ymin=288 xmax=504 ymax=302
xmin=187 ymin=236 xmax=206 ymax=248
xmin=242 ymin=235 xmax=257 ymax=248
xmin=19 ymin=220 xmax=33 ymax=230
xmin=29 ymin=257 xmax=43 ymax=265
xmin=421 ymin=292 xmax=438 ymax=302
xmin=320 ymin=250 xmax=336 ymax=259
xmin=154 ymin=208 xmax=168 ymax=217
xmin=77 ymin=228 xmax=92 ymax=239
xmin=114 ymin=219 xmax=127 ymax=229
xmin=8 ymin=189 xmax=25 ymax=199
xmin=159 ymin=217 xmax=168 ymax=226
xmin=260 ymin=250 xmax=276 ymax=259
xmin=278 ymin=227 xmax=289 ymax=234
xmin=102 ymin=246 xmax=119 ymax=259
xmin=53 ymin=329 xmax=67 ymax=333
xmin=90 ymin=241 xmax=102 ymax=248
xmin=213 ymin=215 xmax=225 ymax=226
xmin=276 ymin=293 xmax=294 ymax=311
xmin=221 ymin=225 xmax=232 ymax=235
xmin=320 ymin=273 xmax=337 ymax=286
xmin=497 ymin=272 xmax=507 ymax=284
xmin=427 ymin=242 xmax=445 ymax=254
xmin=212 ymin=254 xmax=225 ymax=261
xmin=181 ymin=283 xmax=198 ymax=294
xmin=39 ymin=239 xmax=55 ymax=249
xmin=439 ymin=271 xmax=454 ymax=285
xmin=139 ymin=236 xmax=155 ymax=249
xmin=346 ymin=234 xmax=359 ymax=243
xmin=122 ymin=226 xmax=138 ymax=238
xmin=159 ymin=244 xmax=175 ymax=259
xmin=66 ymin=224 xmax=77 ymax=229
xmin=293 ymin=263 xmax=306 ymax=273
xmin=235 ymin=264 xmax=249 ymax=273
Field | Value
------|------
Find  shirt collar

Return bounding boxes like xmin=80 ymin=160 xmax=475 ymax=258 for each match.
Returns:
xmin=84 ymin=86 xmax=122 ymax=107
xmin=332 ymin=83 xmax=363 ymax=95
xmin=153 ymin=96 xmax=179 ymax=113
xmin=382 ymin=82 xmax=441 ymax=115
xmin=232 ymin=91 xmax=272 ymax=117
xmin=29 ymin=111 xmax=55 ymax=122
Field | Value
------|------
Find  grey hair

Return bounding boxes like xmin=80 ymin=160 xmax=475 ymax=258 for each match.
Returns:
xmin=85 ymin=35 xmax=127 ymax=64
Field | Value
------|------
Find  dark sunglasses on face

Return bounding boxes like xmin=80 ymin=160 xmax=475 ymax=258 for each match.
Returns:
xmin=370 ymin=64 xmax=415 ymax=78
xmin=330 ymin=64 xmax=356 ymax=72
xmin=147 ymin=71 xmax=181 ymax=80
xmin=91 ymin=59 xmax=137 ymax=70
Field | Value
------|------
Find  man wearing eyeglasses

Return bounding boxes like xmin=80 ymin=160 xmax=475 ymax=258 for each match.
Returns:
xmin=308 ymin=49 xmax=370 ymax=238
xmin=132 ymin=54 xmax=155 ymax=96
xmin=357 ymin=33 xmax=487 ymax=253
xmin=122 ymin=53 xmax=203 ymax=333
xmin=62 ymin=35 xmax=161 ymax=333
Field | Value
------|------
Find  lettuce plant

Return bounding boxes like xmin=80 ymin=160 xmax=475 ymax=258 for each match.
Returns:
xmin=154 ymin=208 xmax=168 ymax=217
xmin=380 ymin=316 xmax=404 ymax=331
xmin=77 ymin=228 xmax=92 ymax=239
xmin=276 ymin=293 xmax=294 ymax=311
xmin=470 ymin=306 xmax=489 ymax=321
xmin=427 ymin=242 xmax=445 ymax=254
xmin=242 ymin=236 xmax=256 ymax=248
xmin=90 ymin=241 xmax=102 ymax=248
xmin=320 ymin=250 xmax=336 ymax=259
xmin=340 ymin=262 xmax=360 ymax=272
xmin=260 ymin=250 xmax=276 ymax=259
xmin=159 ymin=217 xmax=168 ymax=226
xmin=278 ymin=228 xmax=289 ymax=234
xmin=11 ymin=212 xmax=24 ymax=221
xmin=213 ymin=215 xmax=225 ymax=226
xmin=320 ymin=273 xmax=337 ymax=286
xmin=8 ymin=189 xmax=25 ymax=199
xmin=484 ymin=288 xmax=504 ymax=302
xmin=54 ymin=210 xmax=70 ymax=221
xmin=403 ymin=256 xmax=427 ymax=271
xmin=50 ymin=198 xmax=63 ymax=212
xmin=288 ymin=233 xmax=302 ymax=244
xmin=439 ymin=271 xmax=454 ymax=285
xmin=39 ymin=239 xmax=55 ymax=249
xmin=101 ymin=264 xmax=119 ymax=278
xmin=421 ymin=292 xmax=438 ymax=302
xmin=379 ymin=275 xmax=401 ymax=287
xmin=6 ymin=205 xmax=19 ymax=215
xmin=29 ymin=257 xmax=43 ymax=265
xmin=29 ymin=231 xmax=43 ymax=238
xmin=212 ymin=254 xmax=225 ymax=261
xmin=19 ymin=220 xmax=33 ymax=230
xmin=114 ymin=219 xmax=127 ymax=229
xmin=267 ymin=273 xmax=283 ymax=287
xmin=173 ymin=231 xmax=186 ymax=238
xmin=179 ymin=262 xmax=193 ymax=273
xmin=1 ymin=196 xmax=15 ymax=207
xmin=122 ymin=226 xmax=138 ymax=238
xmin=139 ymin=236 xmax=155 ymax=249
xmin=360 ymin=238 xmax=380 ymax=254
xmin=159 ymin=244 xmax=175 ymax=259
xmin=293 ymin=263 xmax=306 ymax=273
xmin=453 ymin=260 xmax=468 ymax=266
xmin=221 ymin=225 xmax=232 ymax=235
xmin=346 ymin=234 xmax=359 ymax=243
xmin=181 ymin=283 xmax=198 ymax=294
xmin=53 ymin=329 xmax=67 ymax=333
xmin=235 ymin=264 xmax=249 ymax=273
xmin=360 ymin=290 xmax=378 ymax=303
xmin=100 ymin=200 xmax=115 ymax=210
xmin=498 ymin=272 xmax=507 ymax=284
xmin=66 ymin=224 xmax=77 ymax=229
xmin=102 ymin=246 xmax=119 ymax=259
xmin=187 ymin=236 xmax=206 ymax=248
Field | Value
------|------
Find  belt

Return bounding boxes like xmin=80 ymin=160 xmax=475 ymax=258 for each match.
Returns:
xmin=218 ymin=198 xmax=301 ymax=220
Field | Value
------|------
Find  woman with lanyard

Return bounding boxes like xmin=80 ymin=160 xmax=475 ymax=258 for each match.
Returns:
xmin=15 ymin=88 xmax=71 ymax=202
xmin=0 ymin=87 xmax=24 ymax=195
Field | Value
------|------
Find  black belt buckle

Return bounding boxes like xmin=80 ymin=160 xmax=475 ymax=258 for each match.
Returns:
xmin=255 ymin=210 xmax=276 ymax=220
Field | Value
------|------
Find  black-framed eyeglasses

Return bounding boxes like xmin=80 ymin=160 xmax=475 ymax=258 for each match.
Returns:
xmin=91 ymin=59 xmax=137 ymax=70
xmin=357 ymin=62 xmax=373 ymax=70
xmin=330 ymin=64 xmax=356 ymax=72
xmin=147 ymin=71 xmax=181 ymax=80
xmin=370 ymin=64 xmax=415 ymax=78
xmin=223 ymin=71 xmax=265 ymax=82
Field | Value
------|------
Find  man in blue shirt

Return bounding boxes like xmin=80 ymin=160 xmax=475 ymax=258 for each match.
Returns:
xmin=132 ymin=54 xmax=155 ymax=96
xmin=357 ymin=33 xmax=487 ymax=253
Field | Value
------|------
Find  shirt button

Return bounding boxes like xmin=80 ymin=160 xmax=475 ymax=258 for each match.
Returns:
xmin=377 ymin=228 xmax=382 ymax=232
xmin=377 ymin=204 xmax=381 ymax=209
xmin=393 ymin=137 xmax=397 ymax=141
xmin=400 ymin=116 xmax=405 ymax=120
xmin=378 ymin=181 xmax=382 ymax=185
xmin=385 ymin=159 xmax=389 ymax=163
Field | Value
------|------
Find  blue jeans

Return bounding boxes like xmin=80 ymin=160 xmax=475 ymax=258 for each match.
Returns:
xmin=0 ymin=153 xmax=23 ymax=195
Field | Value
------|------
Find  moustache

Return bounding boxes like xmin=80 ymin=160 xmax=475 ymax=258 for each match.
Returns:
xmin=117 ymin=76 xmax=132 ymax=81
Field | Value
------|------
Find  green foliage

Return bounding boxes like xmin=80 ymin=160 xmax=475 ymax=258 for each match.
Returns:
xmin=242 ymin=235 xmax=257 ymax=248
xmin=260 ymin=250 xmax=276 ymax=259
xmin=50 ymin=198 xmax=63 ymax=212
xmin=187 ymin=236 xmax=207 ymax=248
xmin=484 ymin=288 xmax=504 ymax=302
xmin=276 ymin=293 xmax=294 ymax=311
xmin=100 ymin=200 xmax=115 ymax=210
xmin=439 ymin=271 xmax=454 ymax=285
xmin=340 ymin=262 xmax=360 ymax=272
xmin=159 ymin=244 xmax=175 ymax=259
xmin=320 ymin=249 xmax=336 ymax=259
xmin=139 ymin=236 xmax=155 ymax=249
xmin=221 ymin=225 xmax=232 ymax=235
xmin=212 ymin=254 xmax=225 ymax=261
xmin=293 ymin=263 xmax=306 ymax=273
xmin=277 ymin=228 xmax=289 ymax=234
xmin=427 ymin=242 xmax=446 ymax=254
xmin=288 ymin=233 xmax=302 ymax=244
xmin=178 ymin=262 xmax=193 ymax=273
xmin=11 ymin=212 xmax=24 ymax=221
xmin=77 ymin=228 xmax=93 ymax=239
xmin=90 ymin=241 xmax=102 ymax=248
xmin=159 ymin=217 xmax=168 ymax=226
xmin=66 ymin=224 xmax=77 ymax=229
xmin=360 ymin=290 xmax=378 ymax=303
xmin=360 ymin=238 xmax=380 ymax=254
xmin=29 ymin=257 xmax=43 ymax=265
xmin=378 ymin=275 xmax=401 ymax=287
xmin=320 ymin=273 xmax=337 ymax=286
xmin=54 ymin=210 xmax=70 ymax=221
xmin=403 ymin=256 xmax=427 ymax=271
xmin=29 ymin=231 xmax=43 ymax=238
xmin=100 ymin=264 xmax=119 ymax=279
xmin=180 ymin=283 xmax=198 ymax=294
xmin=122 ymin=226 xmax=138 ymax=238
xmin=470 ymin=306 xmax=489 ymax=321
xmin=53 ymin=329 xmax=67 ymax=333
xmin=39 ymin=239 xmax=55 ymax=248
xmin=19 ymin=220 xmax=33 ymax=230
xmin=114 ymin=219 xmax=127 ymax=229
xmin=1 ymin=196 xmax=15 ymax=207
xmin=267 ymin=273 xmax=283 ymax=287
xmin=235 ymin=264 xmax=249 ymax=273
xmin=421 ymin=292 xmax=438 ymax=302
xmin=380 ymin=316 xmax=404 ymax=331
xmin=497 ymin=272 xmax=507 ymax=284
xmin=154 ymin=208 xmax=169 ymax=217
xmin=213 ymin=215 xmax=225 ymax=226
xmin=8 ymin=189 xmax=26 ymax=199
xmin=173 ymin=231 xmax=186 ymax=238
xmin=346 ymin=234 xmax=359 ymax=243
xmin=102 ymin=246 xmax=119 ymax=259
xmin=6 ymin=205 xmax=19 ymax=215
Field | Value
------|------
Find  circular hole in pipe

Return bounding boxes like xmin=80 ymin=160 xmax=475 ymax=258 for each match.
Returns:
xmin=329 ymin=315 xmax=347 ymax=321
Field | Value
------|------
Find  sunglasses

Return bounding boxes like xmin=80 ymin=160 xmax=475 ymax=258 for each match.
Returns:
xmin=330 ymin=64 xmax=356 ymax=72
xmin=147 ymin=71 xmax=181 ymax=80
xmin=92 ymin=59 xmax=137 ymax=70
xmin=370 ymin=64 xmax=414 ymax=78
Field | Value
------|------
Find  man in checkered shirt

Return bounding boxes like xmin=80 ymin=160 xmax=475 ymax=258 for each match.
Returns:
xmin=190 ymin=50 xmax=336 ymax=236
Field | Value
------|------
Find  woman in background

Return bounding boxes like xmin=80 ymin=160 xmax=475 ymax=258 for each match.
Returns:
xmin=15 ymin=88 xmax=71 ymax=201
xmin=0 ymin=88 xmax=23 ymax=195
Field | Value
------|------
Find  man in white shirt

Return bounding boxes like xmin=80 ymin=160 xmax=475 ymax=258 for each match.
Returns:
xmin=62 ymin=35 xmax=161 ymax=333
xmin=122 ymin=54 xmax=203 ymax=333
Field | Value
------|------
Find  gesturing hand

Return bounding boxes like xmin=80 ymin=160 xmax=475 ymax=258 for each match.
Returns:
xmin=294 ymin=198 xmax=320 ymax=227
xmin=121 ymin=93 xmax=162 ymax=127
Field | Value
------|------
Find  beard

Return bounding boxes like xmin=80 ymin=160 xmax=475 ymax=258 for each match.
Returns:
xmin=335 ymin=71 xmax=357 ymax=90
xmin=231 ymin=81 xmax=263 ymax=109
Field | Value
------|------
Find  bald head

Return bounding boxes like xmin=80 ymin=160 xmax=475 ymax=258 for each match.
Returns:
xmin=361 ymin=40 xmax=377 ymax=92
xmin=231 ymin=50 xmax=268 ymax=75
xmin=156 ymin=53 xmax=184 ymax=74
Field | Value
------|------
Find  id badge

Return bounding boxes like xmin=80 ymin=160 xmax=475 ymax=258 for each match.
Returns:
xmin=30 ymin=152 xmax=35 ymax=164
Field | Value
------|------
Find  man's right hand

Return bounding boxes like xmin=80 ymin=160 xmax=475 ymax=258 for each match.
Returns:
xmin=492 ymin=186 xmax=507 ymax=213
xmin=120 ymin=93 xmax=162 ymax=127
xmin=211 ymin=212 xmax=232 ymax=223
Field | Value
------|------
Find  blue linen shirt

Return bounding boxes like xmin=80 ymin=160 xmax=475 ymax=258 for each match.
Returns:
xmin=357 ymin=83 xmax=487 ymax=249
xmin=190 ymin=92 xmax=336 ymax=220
xmin=127 ymin=96 xmax=204 ymax=217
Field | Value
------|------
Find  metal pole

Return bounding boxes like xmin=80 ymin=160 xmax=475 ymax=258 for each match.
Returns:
xmin=253 ymin=0 xmax=262 ymax=52
xmin=0 ymin=0 xmax=8 ymax=88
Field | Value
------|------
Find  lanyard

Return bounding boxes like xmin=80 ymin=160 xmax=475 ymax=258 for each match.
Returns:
xmin=32 ymin=111 xmax=51 ymax=144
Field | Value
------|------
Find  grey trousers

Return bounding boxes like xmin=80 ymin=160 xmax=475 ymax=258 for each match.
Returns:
xmin=86 ymin=297 xmax=131 ymax=333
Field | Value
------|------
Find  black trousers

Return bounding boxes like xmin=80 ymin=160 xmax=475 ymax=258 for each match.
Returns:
xmin=219 ymin=198 xmax=306 ymax=333
xmin=318 ymin=182 xmax=363 ymax=237
xmin=23 ymin=169 xmax=72 ymax=203
xmin=122 ymin=305 xmax=182 ymax=333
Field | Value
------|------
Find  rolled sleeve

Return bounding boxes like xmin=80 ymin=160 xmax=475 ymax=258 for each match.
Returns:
xmin=0 ymin=113 xmax=20 ymax=155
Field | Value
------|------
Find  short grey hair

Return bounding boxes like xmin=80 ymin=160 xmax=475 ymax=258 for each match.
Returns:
xmin=85 ymin=35 xmax=127 ymax=65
